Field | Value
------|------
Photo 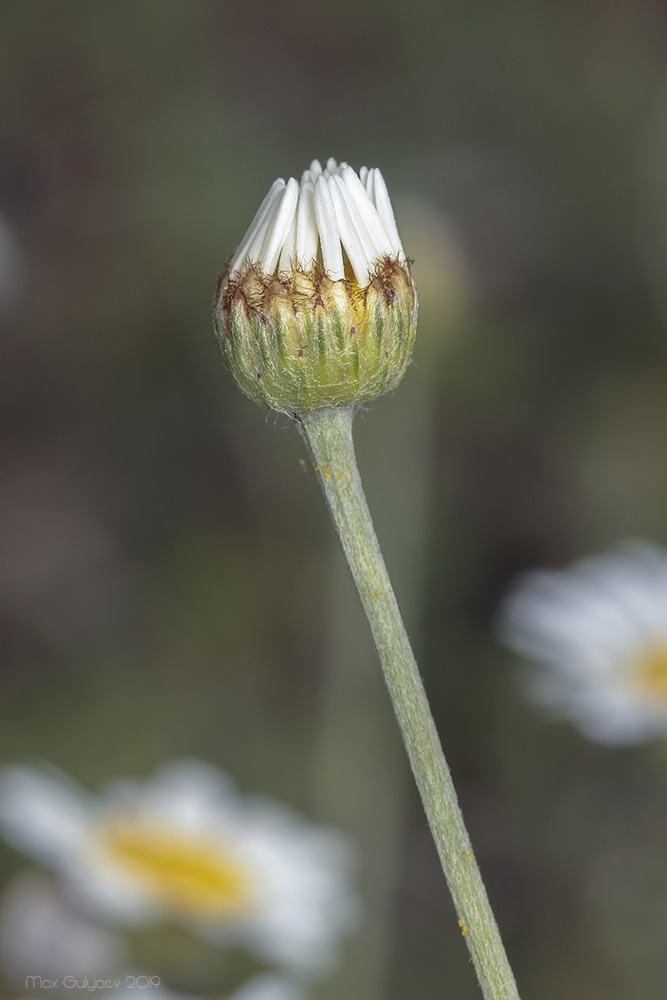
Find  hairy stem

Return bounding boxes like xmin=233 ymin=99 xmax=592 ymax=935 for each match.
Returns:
xmin=299 ymin=405 xmax=520 ymax=1000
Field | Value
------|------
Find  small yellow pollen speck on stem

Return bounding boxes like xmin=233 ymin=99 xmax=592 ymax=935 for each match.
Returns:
xmin=459 ymin=920 xmax=468 ymax=936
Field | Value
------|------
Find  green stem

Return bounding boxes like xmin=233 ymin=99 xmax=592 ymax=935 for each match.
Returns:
xmin=299 ymin=405 xmax=520 ymax=1000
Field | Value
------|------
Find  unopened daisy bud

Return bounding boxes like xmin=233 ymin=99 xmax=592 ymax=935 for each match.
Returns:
xmin=214 ymin=159 xmax=418 ymax=414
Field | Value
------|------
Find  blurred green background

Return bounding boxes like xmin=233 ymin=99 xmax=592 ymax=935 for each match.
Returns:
xmin=3 ymin=1 xmax=667 ymax=997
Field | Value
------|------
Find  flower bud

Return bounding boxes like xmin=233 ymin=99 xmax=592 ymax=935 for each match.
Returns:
xmin=214 ymin=159 xmax=418 ymax=414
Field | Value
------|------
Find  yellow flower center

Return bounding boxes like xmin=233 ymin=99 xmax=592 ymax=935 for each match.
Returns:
xmin=633 ymin=642 xmax=667 ymax=698
xmin=99 ymin=819 xmax=256 ymax=918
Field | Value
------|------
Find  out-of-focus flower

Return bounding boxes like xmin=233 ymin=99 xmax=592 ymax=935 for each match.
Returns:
xmin=0 ymin=760 xmax=357 ymax=974
xmin=0 ymin=872 xmax=125 ymax=984
xmin=498 ymin=542 xmax=667 ymax=743
xmin=214 ymin=158 xmax=417 ymax=413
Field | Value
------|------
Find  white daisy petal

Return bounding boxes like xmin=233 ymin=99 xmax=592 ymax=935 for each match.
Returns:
xmin=255 ymin=178 xmax=299 ymax=274
xmin=327 ymin=175 xmax=373 ymax=286
xmin=227 ymin=161 xmax=406 ymax=286
xmin=278 ymin=210 xmax=298 ymax=273
xmin=313 ymin=177 xmax=345 ymax=281
xmin=243 ymin=191 xmax=286 ymax=271
xmin=340 ymin=165 xmax=394 ymax=259
xmin=295 ymin=177 xmax=318 ymax=269
xmin=0 ymin=766 xmax=90 ymax=863
xmin=367 ymin=168 xmax=405 ymax=259
xmin=230 ymin=179 xmax=286 ymax=277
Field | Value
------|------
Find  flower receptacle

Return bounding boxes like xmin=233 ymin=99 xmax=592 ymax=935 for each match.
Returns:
xmin=215 ymin=255 xmax=417 ymax=413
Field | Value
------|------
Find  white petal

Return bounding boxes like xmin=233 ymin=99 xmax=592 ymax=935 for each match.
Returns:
xmin=229 ymin=179 xmax=286 ymax=276
xmin=295 ymin=177 xmax=318 ymax=269
xmin=368 ymin=168 xmax=405 ymax=258
xmin=101 ymin=759 xmax=240 ymax=834
xmin=327 ymin=175 xmax=373 ymax=285
xmin=278 ymin=210 xmax=298 ymax=272
xmin=340 ymin=165 xmax=395 ymax=259
xmin=256 ymin=177 xmax=299 ymax=274
xmin=234 ymin=795 xmax=358 ymax=973
xmin=313 ymin=177 xmax=345 ymax=281
xmin=0 ymin=766 xmax=90 ymax=865
xmin=242 ymin=188 xmax=285 ymax=271
xmin=228 ymin=161 xmax=407 ymax=286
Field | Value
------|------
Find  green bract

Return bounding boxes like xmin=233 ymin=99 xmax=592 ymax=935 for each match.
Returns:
xmin=215 ymin=257 xmax=417 ymax=413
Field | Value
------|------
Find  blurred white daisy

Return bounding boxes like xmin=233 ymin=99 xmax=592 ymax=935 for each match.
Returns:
xmin=498 ymin=541 xmax=667 ymax=743
xmin=0 ymin=760 xmax=357 ymax=974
